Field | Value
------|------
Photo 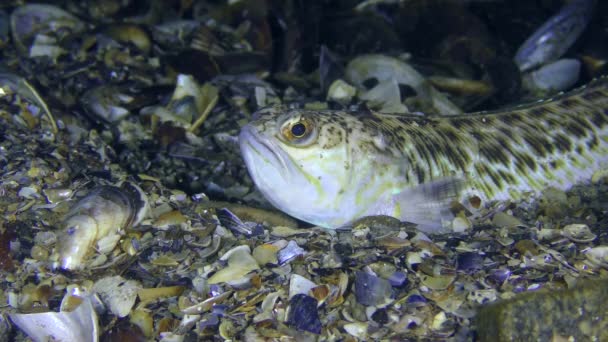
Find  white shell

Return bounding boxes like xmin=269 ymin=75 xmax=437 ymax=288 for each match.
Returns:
xmin=288 ymin=274 xmax=317 ymax=299
xmin=208 ymin=245 xmax=260 ymax=285
xmin=9 ymin=296 xmax=98 ymax=342
xmin=92 ymin=276 xmax=142 ymax=318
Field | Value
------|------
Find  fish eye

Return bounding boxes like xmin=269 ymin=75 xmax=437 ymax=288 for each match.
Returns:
xmin=291 ymin=123 xmax=307 ymax=137
xmin=280 ymin=116 xmax=315 ymax=144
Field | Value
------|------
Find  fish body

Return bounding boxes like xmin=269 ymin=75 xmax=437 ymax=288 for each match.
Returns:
xmin=239 ymin=77 xmax=608 ymax=232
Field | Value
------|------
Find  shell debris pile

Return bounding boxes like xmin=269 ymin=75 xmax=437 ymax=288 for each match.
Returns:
xmin=0 ymin=1 xmax=607 ymax=341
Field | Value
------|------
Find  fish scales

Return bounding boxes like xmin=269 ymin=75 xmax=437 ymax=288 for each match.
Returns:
xmin=239 ymin=77 xmax=608 ymax=231
xmin=361 ymin=77 xmax=608 ymax=200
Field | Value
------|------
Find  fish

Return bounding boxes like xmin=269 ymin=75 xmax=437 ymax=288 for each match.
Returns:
xmin=238 ymin=77 xmax=608 ymax=232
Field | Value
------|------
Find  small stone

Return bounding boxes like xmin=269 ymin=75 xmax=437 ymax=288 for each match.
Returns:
xmin=491 ymin=212 xmax=523 ymax=228
xmin=354 ymin=271 xmax=393 ymax=307
xmin=285 ymin=294 xmax=322 ymax=334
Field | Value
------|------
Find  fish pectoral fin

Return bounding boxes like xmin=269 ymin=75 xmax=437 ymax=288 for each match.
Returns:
xmin=394 ymin=177 xmax=464 ymax=232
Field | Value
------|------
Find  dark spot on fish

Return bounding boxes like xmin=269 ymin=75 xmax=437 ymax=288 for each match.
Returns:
xmin=498 ymin=125 xmax=513 ymax=137
xmin=447 ymin=148 xmax=470 ymax=172
xmin=479 ymin=141 xmax=510 ymax=165
xmin=553 ymin=133 xmax=572 ymax=152
xmin=486 ymin=167 xmax=503 ymax=189
xmin=520 ymin=153 xmax=537 ymax=171
xmin=497 ymin=169 xmax=516 ymax=183
xmin=524 ymin=134 xmax=549 ymax=157
xmin=587 ymin=134 xmax=599 ymax=149
xmin=511 ymin=112 xmax=523 ymax=121
xmin=414 ymin=163 xmax=426 ymax=183
xmin=514 ymin=158 xmax=528 ymax=175
xmin=591 ymin=110 xmax=608 ymax=127
xmin=443 ymin=129 xmax=460 ymax=142
xmin=451 ymin=118 xmax=473 ymax=129
xmin=527 ymin=108 xmax=547 ymax=117
xmin=559 ymin=98 xmax=582 ymax=109
xmin=544 ymin=117 xmax=562 ymax=130
xmin=564 ymin=119 xmax=589 ymax=138
xmin=500 ymin=112 xmax=523 ymax=125
xmin=581 ymin=89 xmax=605 ymax=102
xmin=494 ymin=135 xmax=510 ymax=150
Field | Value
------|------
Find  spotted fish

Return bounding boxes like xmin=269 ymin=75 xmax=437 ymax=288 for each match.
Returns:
xmin=239 ymin=77 xmax=608 ymax=232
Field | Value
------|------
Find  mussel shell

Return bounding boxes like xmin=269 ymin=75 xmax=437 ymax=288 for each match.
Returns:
xmin=57 ymin=183 xmax=147 ymax=270
xmin=10 ymin=4 xmax=85 ymax=54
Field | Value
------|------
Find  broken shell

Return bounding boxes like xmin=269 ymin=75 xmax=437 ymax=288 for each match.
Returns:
xmin=81 ymin=85 xmax=137 ymax=124
xmin=326 ymin=79 xmax=356 ymax=104
xmin=285 ymin=294 xmax=322 ymax=334
xmin=130 ymin=309 xmax=154 ymax=338
xmin=584 ymin=246 xmax=608 ymax=269
xmin=166 ymin=74 xmax=206 ymax=125
xmin=207 ymin=245 xmax=260 ymax=285
xmin=561 ymin=223 xmax=596 ymax=243
xmin=216 ymin=208 xmax=265 ymax=237
xmin=523 ymin=58 xmax=581 ymax=93
xmin=419 ymin=274 xmax=456 ymax=291
xmin=451 ymin=216 xmax=472 ymax=232
xmin=343 ymin=322 xmax=368 ymax=339
xmin=252 ymin=243 xmax=279 ymax=265
xmin=181 ymin=291 xmax=233 ymax=315
xmin=104 ymin=24 xmax=151 ymax=54
xmin=388 ymin=271 xmax=408 ymax=287
xmin=92 ymin=276 xmax=141 ymax=318
xmin=289 ymin=274 xmax=317 ymax=299
xmin=491 ymin=212 xmax=524 ymax=228
xmin=9 ymin=296 xmax=98 ymax=342
xmin=277 ymin=240 xmax=306 ymax=265
xmin=345 ymin=54 xmax=462 ymax=115
xmin=0 ymin=71 xmax=58 ymax=133
xmin=354 ymin=271 xmax=393 ymax=307
xmin=137 ymin=286 xmax=185 ymax=303
xmin=487 ymin=268 xmax=512 ymax=284
xmin=43 ymin=188 xmax=73 ymax=204
xmin=514 ymin=0 xmax=594 ymax=71
xmin=10 ymin=4 xmax=85 ymax=56
xmin=55 ymin=182 xmax=148 ymax=270
xmin=152 ymin=20 xmax=201 ymax=48
xmin=456 ymin=252 xmax=484 ymax=274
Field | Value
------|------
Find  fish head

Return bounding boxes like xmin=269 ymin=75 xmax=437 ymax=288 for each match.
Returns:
xmin=239 ymin=106 xmax=360 ymax=228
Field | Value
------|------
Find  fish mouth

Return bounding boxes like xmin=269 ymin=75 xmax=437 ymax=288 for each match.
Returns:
xmin=239 ymin=124 xmax=290 ymax=179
